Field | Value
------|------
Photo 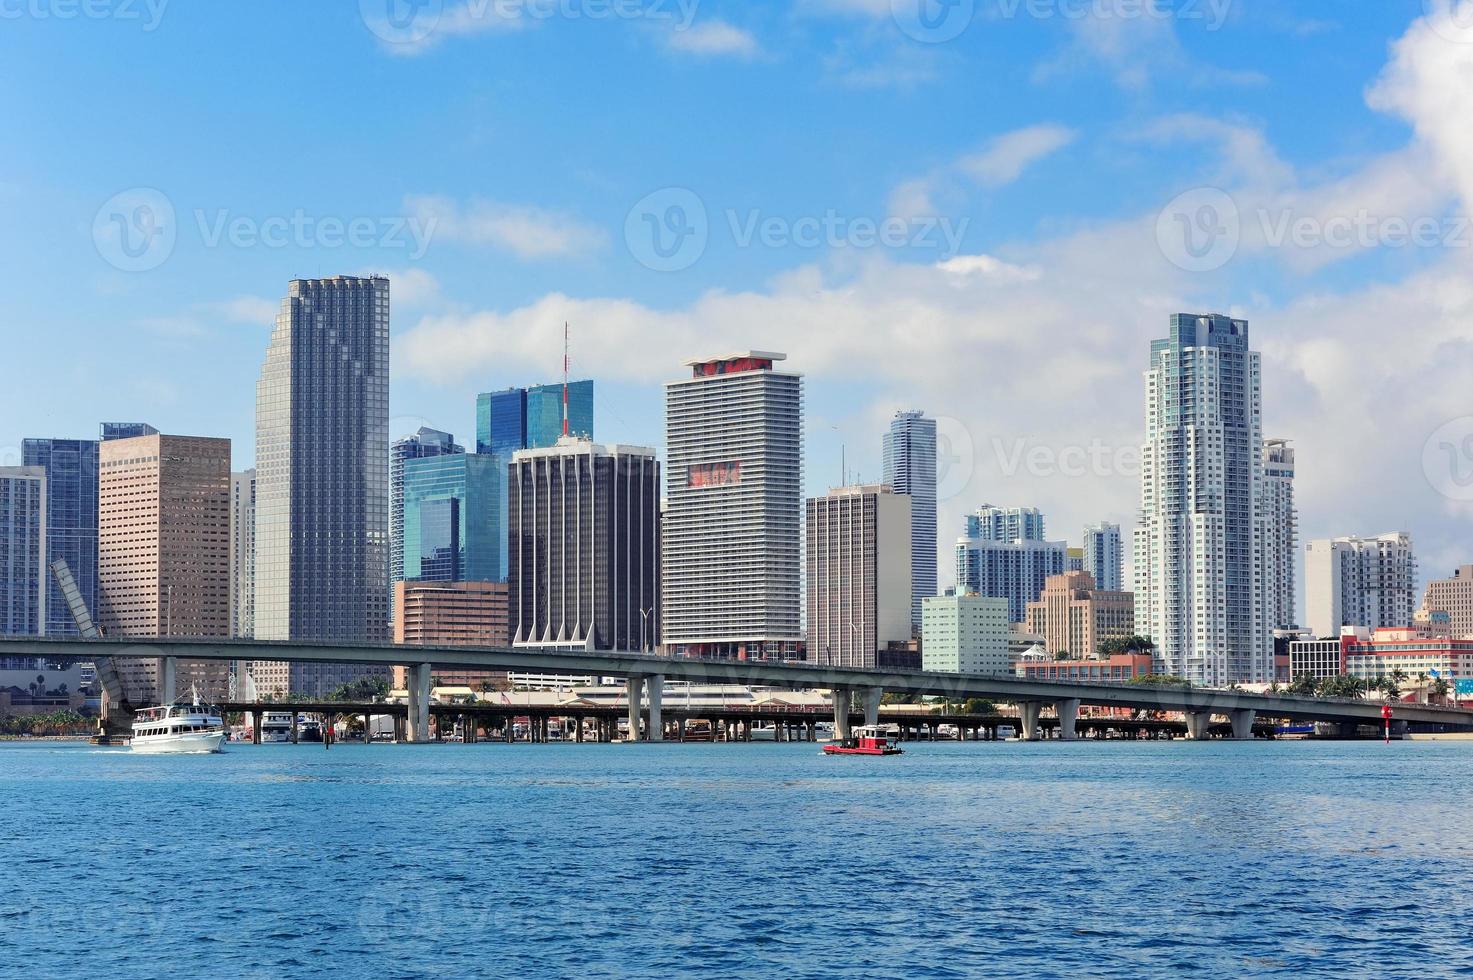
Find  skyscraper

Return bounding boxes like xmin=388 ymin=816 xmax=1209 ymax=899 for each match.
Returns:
xmin=806 ymin=485 xmax=912 ymax=668
xmin=1024 ymin=570 xmax=1135 ymax=657
xmin=1082 ymin=522 xmax=1123 ymax=593
xmin=1305 ymin=533 xmax=1417 ymax=638
xmin=663 ymin=352 xmax=803 ymax=659
xmin=1134 ymin=313 xmax=1268 ymax=686
xmin=508 ymin=439 xmax=660 ymax=652
xmin=882 ymin=411 xmax=937 ymax=636
xmin=1262 ymin=439 xmax=1297 ymax=630
xmin=230 ymin=469 xmax=255 ymax=638
xmin=401 ymin=453 xmax=501 ymax=584
xmin=1420 ymin=566 xmax=1473 ymax=639
xmin=967 ymin=505 xmax=1045 ymax=543
xmin=390 ymin=427 xmax=464 ymax=600
xmin=476 ymin=381 xmax=594 ymax=456
xmin=255 ymin=275 xmax=390 ymax=697
xmin=21 ymin=438 xmax=97 ymax=635
xmin=0 ymin=467 xmax=47 ymax=637
xmin=955 ymin=536 xmax=1068 ymax=624
xmin=97 ymin=432 xmax=231 ymax=702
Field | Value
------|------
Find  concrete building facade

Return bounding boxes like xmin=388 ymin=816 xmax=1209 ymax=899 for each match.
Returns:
xmin=662 ymin=352 xmax=803 ymax=659
xmin=1420 ymin=565 xmax=1473 ymax=638
xmin=921 ymin=594 xmax=1011 ymax=674
xmin=1262 ymin=439 xmax=1297 ymax=630
xmin=1024 ymin=570 xmax=1135 ymax=658
xmin=0 ymin=467 xmax=47 ymax=637
xmin=1304 ymin=533 xmax=1417 ymax=639
xmin=393 ymin=580 xmax=511 ymax=690
xmin=805 ymin=485 xmax=912 ymax=669
xmin=955 ymin=537 xmax=1068 ymax=625
xmin=1082 ymin=522 xmax=1123 ymax=593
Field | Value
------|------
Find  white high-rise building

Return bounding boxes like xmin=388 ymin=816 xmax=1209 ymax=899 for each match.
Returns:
xmin=663 ymin=352 xmax=803 ymax=659
xmin=1305 ymin=533 xmax=1417 ymax=638
xmin=1082 ymin=523 xmax=1123 ymax=593
xmin=1134 ymin=313 xmax=1270 ymax=685
xmin=882 ymin=411 xmax=937 ymax=636
xmin=968 ymin=505 xmax=1045 ymax=543
xmin=230 ymin=469 xmax=255 ymax=639
xmin=806 ymin=485 xmax=912 ymax=668
xmin=1262 ymin=439 xmax=1297 ymax=630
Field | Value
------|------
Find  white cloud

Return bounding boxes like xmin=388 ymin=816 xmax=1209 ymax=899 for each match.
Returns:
xmin=404 ymin=195 xmax=606 ymax=259
xmin=370 ymin=1 xmax=528 ymax=57
xmin=665 ymin=20 xmax=760 ymax=58
xmin=958 ymin=124 xmax=1077 ymax=188
xmin=935 ymin=253 xmax=1041 ymax=282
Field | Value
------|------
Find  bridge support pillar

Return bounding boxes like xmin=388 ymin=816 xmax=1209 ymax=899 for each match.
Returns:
xmin=1184 ymin=711 xmax=1212 ymax=740
xmin=832 ymin=688 xmax=852 ymax=741
xmin=1230 ymin=709 xmax=1256 ymax=740
xmin=291 ymin=712 xmax=299 ymax=744
xmin=647 ymin=675 xmax=664 ymax=742
xmin=626 ymin=675 xmax=645 ymax=741
xmin=863 ymin=687 xmax=882 ymax=728
xmin=406 ymin=663 xmax=432 ymax=743
xmin=160 ymin=656 xmax=177 ymax=704
xmin=1056 ymin=698 xmax=1081 ymax=740
xmin=1018 ymin=702 xmax=1043 ymax=741
xmin=251 ymin=711 xmax=262 ymax=745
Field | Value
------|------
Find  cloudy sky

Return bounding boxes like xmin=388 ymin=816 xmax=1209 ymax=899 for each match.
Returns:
xmin=4 ymin=1 xmax=1473 ymax=604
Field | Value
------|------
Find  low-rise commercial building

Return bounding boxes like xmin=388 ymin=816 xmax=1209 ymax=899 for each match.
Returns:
xmin=1012 ymin=653 xmax=1154 ymax=683
xmin=921 ymin=595 xmax=1010 ymax=674
xmin=1023 ymin=571 xmax=1134 ymax=657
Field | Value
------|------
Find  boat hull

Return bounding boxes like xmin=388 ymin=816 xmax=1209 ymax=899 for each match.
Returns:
xmin=130 ymin=731 xmax=228 ymax=754
xmin=823 ymin=745 xmax=903 ymax=756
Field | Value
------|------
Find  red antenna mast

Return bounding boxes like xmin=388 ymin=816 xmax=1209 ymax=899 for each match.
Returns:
xmin=562 ymin=321 xmax=570 ymax=438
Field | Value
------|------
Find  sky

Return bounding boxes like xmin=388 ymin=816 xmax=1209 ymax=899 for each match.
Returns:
xmin=3 ymin=0 xmax=1473 ymax=606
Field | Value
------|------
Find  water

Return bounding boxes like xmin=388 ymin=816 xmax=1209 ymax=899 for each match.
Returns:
xmin=2 ymin=739 xmax=1471 ymax=979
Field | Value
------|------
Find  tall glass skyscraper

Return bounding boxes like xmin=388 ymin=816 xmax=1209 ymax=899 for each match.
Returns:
xmin=475 ymin=380 xmax=594 ymax=455
xmin=882 ymin=411 xmax=937 ymax=636
xmin=21 ymin=438 xmax=98 ymax=635
xmin=255 ymin=276 xmax=390 ymax=697
xmin=390 ymin=428 xmax=463 ymax=603
xmin=1134 ymin=313 xmax=1268 ymax=685
xmin=401 ymin=453 xmax=501 ymax=584
xmin=0 ymin=467 xmax=47 ymax=636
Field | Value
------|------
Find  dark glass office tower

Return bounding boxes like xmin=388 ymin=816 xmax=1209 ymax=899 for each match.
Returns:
xmin=255 ymin=275 xmax=390 ymax=697
xmin=21 ymin=438 xmax=98 ymax=635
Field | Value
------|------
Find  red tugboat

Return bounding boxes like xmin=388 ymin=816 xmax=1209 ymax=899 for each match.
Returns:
xmin=823 ymin=725 xmax=904 ymax=756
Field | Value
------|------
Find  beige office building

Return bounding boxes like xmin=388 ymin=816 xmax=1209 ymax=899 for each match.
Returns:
xmin=393 ymin=580 xmax=511 ymax=690
xmin=1024 ymin=570 xmax=1135 ymax=657
xmin=1420 ymin=566 xmax=1473 ymax=638
xmin=806 ymin=484 xmax=912 ymax=669
xmin=98 ymin=432 xmax=232 ymax=704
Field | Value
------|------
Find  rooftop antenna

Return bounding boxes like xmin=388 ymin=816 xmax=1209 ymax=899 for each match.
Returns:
xmin=562 ymin=321 xmax=570 ymax=438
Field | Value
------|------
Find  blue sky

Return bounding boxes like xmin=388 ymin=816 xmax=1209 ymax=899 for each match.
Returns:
xmin=4 ymin=0 xmax=1473 ymax=596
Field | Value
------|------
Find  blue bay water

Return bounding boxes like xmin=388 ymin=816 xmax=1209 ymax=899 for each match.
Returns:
xmin=2 ymin=739 xmax=1471 ymax=979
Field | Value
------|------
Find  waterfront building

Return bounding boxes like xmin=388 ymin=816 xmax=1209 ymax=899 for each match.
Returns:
xmin=921 ymin=594 xmax=1010 ymax=674
xmin=0 ymin=467 xmax=47 ymax=637
xmin=882 ymin=410 xmax=937 ymax=635
xmin=1420 ymin=566 xmax=1473 ymax=638
xmin=1304 ymin=533 xmax=1417 ymax=638
xmin=392 ymin=580 xmax=511 ymax=690
xmin=954 ymin=536 xmax=1068 ymax=624
xmin=97 ymin=432 xmax=231 ymax=703
xmin=391 ymin=428 xmax=464 ymax=603
xmin=662 ymin=352 xmax=803 ymax=659
xmin=400 ymin=452 xmax=502 ymax=584
xmin=1262 ymin=439 xmax=1298 ymax=630
xmin=1082 ymin=522 xmax=1123 ymax=593
xmin=1133 ymin=313 xmax=1269 ymax=686
xmin=255 ymin=276 xmax=391 ymax=697
xmin=20 ymin=437 xmax=97 ymax=635
xmin=805 ymin=485 xmax=912 ymax=669
xmin=230 ymin=469 xmax=255 ymax=638
xmin=1290 ymin=625 xmax=1473 ymax=687
xmin=967 ymin=505 xmax=1045 ymax=543
xmin=1012 ymin=652 xmax=1154 ymax=683
xmin=508 ymin=439 xmax=660 ymax=653
xmin=1024 ymin=571 xmax=1135 ymax=657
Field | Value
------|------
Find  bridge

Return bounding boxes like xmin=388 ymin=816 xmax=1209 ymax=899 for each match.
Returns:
xmin=4 ymin=635 xmax=1471 ymax=741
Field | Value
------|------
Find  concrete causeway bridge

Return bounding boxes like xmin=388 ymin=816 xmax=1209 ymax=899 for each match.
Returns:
xmin=5 ymin=636 xmax=1472 ymax=742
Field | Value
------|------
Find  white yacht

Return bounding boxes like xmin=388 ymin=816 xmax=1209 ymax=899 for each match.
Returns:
xmin=131 ymin=698 xmax=228 ymax=754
